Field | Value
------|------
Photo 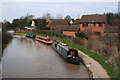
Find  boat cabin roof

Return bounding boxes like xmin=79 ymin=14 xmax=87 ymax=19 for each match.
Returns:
xmin=36 ymin=35 xmax=50 ymax=39
xmin=58 ymin=43 xmax=69 ymax=51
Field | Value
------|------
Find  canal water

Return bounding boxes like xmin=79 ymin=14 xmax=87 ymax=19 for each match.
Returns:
xmin=2 ymin=35 xmax=89 ymax=78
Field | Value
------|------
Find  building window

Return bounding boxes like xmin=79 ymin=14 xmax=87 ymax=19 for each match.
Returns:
xmin=94 ymin=23 xmax=96 ymax=27
xmin=82 ymin=23 xmax=84 ymax=27
xmin=83 ymin=23 xmax=88 ymax=27
xmin=99 ymin=23 xmax=103 ymax=27
xmin=94 ymin=32 xmax=101 ymax=35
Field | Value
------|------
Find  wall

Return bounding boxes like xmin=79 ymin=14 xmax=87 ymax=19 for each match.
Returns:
xmin=63 ymin=31 xmax=76 ymax=36
xmin=80 ymin=23 xmax=105 ymax=36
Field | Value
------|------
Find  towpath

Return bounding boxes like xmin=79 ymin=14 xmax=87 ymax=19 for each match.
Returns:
xmin=78 ymin=50 xmax=110 ymax=78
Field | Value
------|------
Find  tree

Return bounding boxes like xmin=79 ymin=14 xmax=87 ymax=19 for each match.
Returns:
xmin=64 ymin=15 xmax=71 ymax=20
xmin=12 ymin=14 xmax=34 ymax=28
xmin=2 ymin=20 xmax=13 ymax=27
xmin=75 ymin=31 xmax=87 ymax=39
xmin=42 ymin=13 xmax=52 ymax=19
xmin=106 ymin=13 xmax=114 ymax=26
xmin=84 ymin=28 xmax=92 ymax=38
xmin=12 ymin=19 xmax=21 ymax=27
xmin=36 ymin=19 xmax=49 ymax=30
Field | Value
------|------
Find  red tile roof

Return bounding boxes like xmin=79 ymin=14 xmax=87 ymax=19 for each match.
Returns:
xmin=58 ymin=25 xmax=79 ymax=31
xmin=48 ymin=19 xmax=69 ymax=25
xmin=80 ymin=14 xmax=107 ymax=23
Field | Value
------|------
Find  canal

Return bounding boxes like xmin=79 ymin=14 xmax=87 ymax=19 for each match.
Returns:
xmin=2 ymin=35 xmax=89 ymax=78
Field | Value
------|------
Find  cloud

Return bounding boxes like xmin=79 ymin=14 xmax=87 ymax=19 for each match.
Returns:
xmin=1 ymin=2 xmax=118 ymax=22
xmin=1 ymin=0 xmax=120 ymax=2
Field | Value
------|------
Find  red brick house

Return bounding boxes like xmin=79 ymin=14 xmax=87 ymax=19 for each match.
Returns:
xmin=58 ymin=25 xmax=80 ymax=36
xmin=46 ymin=19 xmax=70 ymax=30
xmin=79 ymin=15 xmax=107 ymax=38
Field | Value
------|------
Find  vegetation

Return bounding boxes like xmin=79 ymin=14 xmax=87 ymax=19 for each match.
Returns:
xmin=35 ymin=19 xmax=50 ymax=30
xmin=75 ymin=31 xmax=88 ymax=39
xmin=64 ymin=15 xmax=71 ymax=20
xmin=2 ymin=14 xmax=50 ymax=31
xmin=1 ymin=27 xmax=13 ymax=61
xmin=106 ymin=13 xmax=120 ymax=26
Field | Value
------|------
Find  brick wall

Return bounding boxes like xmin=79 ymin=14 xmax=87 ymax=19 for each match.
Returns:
xmin=80 ymin=23 xmax=105 ymax=36
xmin=63 ymin=31 xmax=76 ymax=36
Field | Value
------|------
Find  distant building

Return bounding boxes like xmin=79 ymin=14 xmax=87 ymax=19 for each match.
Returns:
xmin=31 ymin=20 xmax=35 ymax=27
xmin=118 ymin=1 xmax=120 ymax=15
xmin=58 ymin=25 xmax=80 ymax=36
xmin=25 ymin=20 xmax=37 ymax=30
xmin=46 ymin=19 xmax=70 ymax=31
xmin=79 ymin=14 xmax=107 ymax=37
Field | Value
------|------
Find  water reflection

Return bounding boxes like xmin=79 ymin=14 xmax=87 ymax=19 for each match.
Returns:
xmin=2 ymin=35 xmax=89 ymax=78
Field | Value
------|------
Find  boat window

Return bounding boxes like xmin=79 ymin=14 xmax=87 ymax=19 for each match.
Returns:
xmin=38 ymin=37 xmax=47 ymax=41
xmin=67 ymin=50 xmax=78 ymax=57
xmin=70 ymin=51 xmax=75 ymax=56
xmin=57 ymin=45 xmax=59 ymax=49
xmin=55 ymin=44 xmax=57 ymax=48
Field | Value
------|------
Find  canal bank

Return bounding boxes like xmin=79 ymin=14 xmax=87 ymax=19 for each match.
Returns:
xmin=78 ymin=50 xmax=109 ymax=78
xmin=15 ymin=32 xmax=111 ymax=79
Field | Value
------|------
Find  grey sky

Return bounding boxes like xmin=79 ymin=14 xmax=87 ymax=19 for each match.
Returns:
xmin=1 ymin=0 xmax=120 ymax=2
xmin=0 ymin=1 xmax=119 ymax=22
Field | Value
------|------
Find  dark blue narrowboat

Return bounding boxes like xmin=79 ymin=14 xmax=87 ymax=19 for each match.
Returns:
xmin=26 ymin=34 xmax=36 ymax=39
xmin=52 ymin=40 xmax=82 ymax=65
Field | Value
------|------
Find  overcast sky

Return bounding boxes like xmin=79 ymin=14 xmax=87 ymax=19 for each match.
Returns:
xmin=0 ymin=0 xmax=120 ymax=22
xmin=1 ymin=0 xmax=120 ymax=2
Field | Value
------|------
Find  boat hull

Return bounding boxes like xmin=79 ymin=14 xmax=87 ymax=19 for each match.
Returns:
xmin=35 ymin=35 xmax=52 ymax=45
xmin=35 ymin=39 xmax=52 ymax=45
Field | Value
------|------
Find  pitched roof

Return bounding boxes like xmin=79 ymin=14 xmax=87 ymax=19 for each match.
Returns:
xmin=48 ymin=19 xmax=69 ymax=25
xmin=80 ymin=14 xmax=107 ymax=23
xmin=74 ymin=19 xmax=81 ymax=25
xmin=58 ymin=25 xmax=79 ymax=31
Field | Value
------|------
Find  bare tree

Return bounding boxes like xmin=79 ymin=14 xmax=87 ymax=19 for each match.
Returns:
xmin=42 ymin=13 xmax=53 ymax=19
xmin=64 ymin=15 xmax=71 ymax=20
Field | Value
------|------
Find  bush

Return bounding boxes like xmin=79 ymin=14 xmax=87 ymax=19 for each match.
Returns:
xmin=75 ymin=31 xmax=87 ymax=39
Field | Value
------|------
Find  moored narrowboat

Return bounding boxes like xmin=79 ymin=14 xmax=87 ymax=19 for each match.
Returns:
xmin=52 ymin=40 xmax=82 ymax=65
xmin=26 ymin=34 xmax=36 ymax=39
xmin=35 ymin=35 xmax=52 ymax=45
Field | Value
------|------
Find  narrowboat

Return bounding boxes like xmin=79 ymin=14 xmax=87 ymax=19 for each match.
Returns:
xmin=26 ymin=34 xmax=36 ymax=39
xmin=52 ymin=40 xmax=82 ymax=65
xmin=35 ymin=35 xmax=52 ymax=45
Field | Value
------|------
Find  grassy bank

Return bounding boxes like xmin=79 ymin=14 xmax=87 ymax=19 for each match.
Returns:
xmin=16 ymin=31 xmax=119 ymax=79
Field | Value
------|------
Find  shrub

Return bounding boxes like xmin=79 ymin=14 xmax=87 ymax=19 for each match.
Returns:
xmin=75 ymin=31 xmax=87 ymax=39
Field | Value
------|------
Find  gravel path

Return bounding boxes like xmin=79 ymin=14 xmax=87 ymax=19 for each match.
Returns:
xmin=78 ymin=50 xmax=110 ymax=78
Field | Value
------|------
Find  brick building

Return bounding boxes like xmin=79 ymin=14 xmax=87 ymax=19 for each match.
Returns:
xmin=46 ymin=19 xmax=70 ymax=31
xmin=58 ymin=25 xmax=80 ymax=36
xmin=79 ymin=15 xmax=107 ymax=37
